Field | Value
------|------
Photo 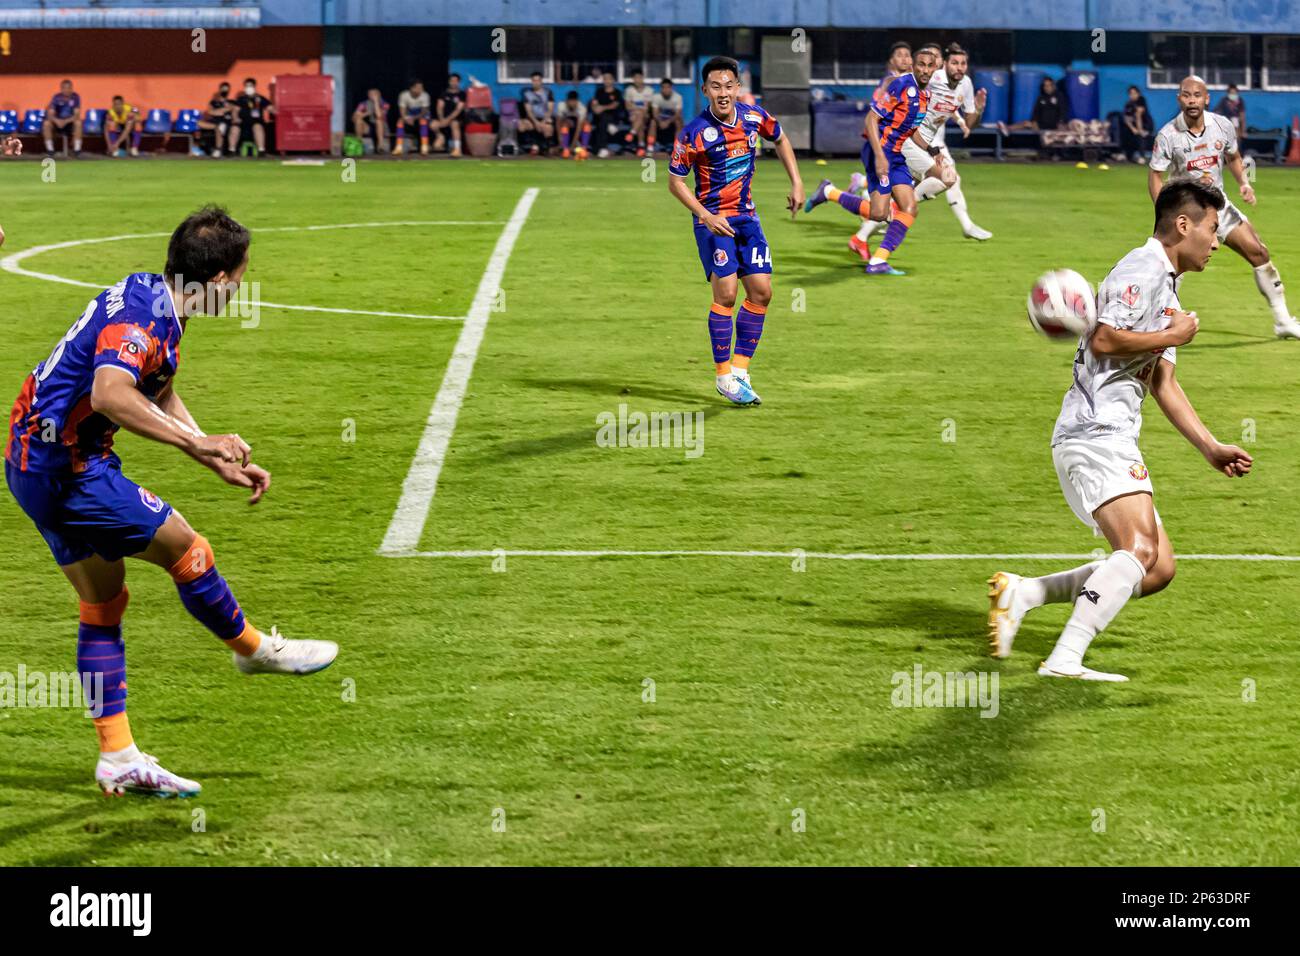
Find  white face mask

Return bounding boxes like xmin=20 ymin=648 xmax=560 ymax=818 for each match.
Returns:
xmin=244 ymin=85 xmax=256 ymax=96
xmin=1227 ymin=92 xmax=1239 ymax=102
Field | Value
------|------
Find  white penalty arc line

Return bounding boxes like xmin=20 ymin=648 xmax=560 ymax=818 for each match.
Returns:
xmin=383 ymin=549 xmax=1300 ymax=562
xmin=0 ymin=220 xmax=500 ymax=321
xmin=378 ymin=187 xmax=540 ymax=555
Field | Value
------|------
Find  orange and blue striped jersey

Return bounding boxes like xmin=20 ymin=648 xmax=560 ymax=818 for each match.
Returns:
xmin=6 ymin=273 xmax=182 ymax=475
xmin=870 ymin=72 xmax=929 ymax=153
xmin=669 ymin=105 xmax=783 ymax=220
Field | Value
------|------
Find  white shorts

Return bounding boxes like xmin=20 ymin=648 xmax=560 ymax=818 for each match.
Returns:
xmin=1052 ymin=439 xmax=1161 ymax=535
xmin=901 ymin=139 xmax=953 ymax=184
xmin=1217 ymin=198 xmax=1248 ymax=241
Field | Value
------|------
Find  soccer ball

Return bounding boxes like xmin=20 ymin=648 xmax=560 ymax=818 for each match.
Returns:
xmin=1027 ymin=269 xmax=1096 ymax=340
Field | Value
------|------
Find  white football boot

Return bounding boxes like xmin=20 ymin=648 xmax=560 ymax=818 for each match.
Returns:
xmin=1274 ymin=316 xmax=1300 ymax=340
xmin=986 ymin=571 xmax=1025 ymax=659
xmin=96 ymin=752 xmax=202 ymax=798
xmin=1036 ymin=662 xmax=1129 ymax=683
xmin=715 ymin=374 xmax=760 ymax=407
xmin=963 ymin=224 xmax=993 ymax=241
xmin=731 ymin=369 xmax=762 ymax=406
xmin=234 ymin=625 xmax=338 ymax=676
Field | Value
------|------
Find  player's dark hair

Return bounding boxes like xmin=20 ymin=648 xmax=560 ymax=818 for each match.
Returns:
xmin=661 ymin=78 xmax=673 ymax=86
xmin=165 ymin=205 xmax=250 ymax=284
xmin=1154 ymin=179 xmax=1225 ymax=234
xmin=889 ymin=41 xmax=911 ymax=56
xmin=530 ymin=71 xmax=543 ymax=80
xmin=243 ymin=77 xmax=256 ymax=86
xmin=449 ymin=72 xmax=461 ymax=81
xmin=944 ymin=43 xmax=968 ymax=59
xmin=701 ymin=56 xmax=740 ymax=84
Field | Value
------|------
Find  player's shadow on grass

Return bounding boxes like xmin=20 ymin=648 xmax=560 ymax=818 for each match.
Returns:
xmin=521 ymin=377 xmax=712 ymax=406
xmin=824 ymin=597 xmax=1163 ymax=791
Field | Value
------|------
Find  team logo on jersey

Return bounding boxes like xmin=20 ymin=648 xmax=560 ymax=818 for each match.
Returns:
xmin=703 ymin=127 xmax=718 ymax=143
xmin=748 ymin=132 xmax=758 ymax=149
xmin=1128 ymin=462 xmax=1149 ymax=481
xmin=1214 ymin=140 xmax=1223 ymax=151
xmin=138 ymin=487 xmax=165 ymax=513
xmin=1121 ymin=284 xmax=1141 ymax=307
xmin=713 ymin=249 xmax=729 ymax=267
xmin=906 ymin=87 xmax=917 ymax=98
xmin=115 ymin=328 xmax=150 ymax=370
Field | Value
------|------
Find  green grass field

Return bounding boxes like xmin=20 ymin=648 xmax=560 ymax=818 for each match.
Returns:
xmin=1 ymin=154 xmax=1298 ymax=866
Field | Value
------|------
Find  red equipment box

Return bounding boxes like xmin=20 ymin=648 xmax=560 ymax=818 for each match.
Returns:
xmin=274 ymin=73 xmax=334 ymax=153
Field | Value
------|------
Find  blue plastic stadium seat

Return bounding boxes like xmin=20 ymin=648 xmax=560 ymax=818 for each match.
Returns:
xmin=20 ymin=109 xmax=46 ymax=134
xmin=83 ymin=109 xmax=105 ymax=135
xmin=0 ymin=110 xmax=17 ymax=133
xmin=143 ymin=109 xmax=171 ymax=135
xmin=173 ymin=109 xmax=200 ymax=133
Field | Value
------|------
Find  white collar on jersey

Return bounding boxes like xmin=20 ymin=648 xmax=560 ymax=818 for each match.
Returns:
xmin=707 ymin=106 xmax=738 ymax=128
xmin=1143 ymin=236 xmax=1178 ymax=278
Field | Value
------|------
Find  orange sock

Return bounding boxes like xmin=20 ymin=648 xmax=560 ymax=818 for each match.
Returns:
xmin=826 ymin=186 xmax=843 ymax=202
xmin=94 ymin=712 xmax=134 ymax=753
xmin=227 ymin=621 xmax=262 ymax=657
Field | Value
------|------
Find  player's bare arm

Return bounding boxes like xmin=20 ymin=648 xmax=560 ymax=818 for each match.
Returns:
xmin=1150 ymin=357 xmax=1252 ymax=477
xmin=1225 ymin=152 xmax=1256 ymax=206
xmin=865 ymin=112 xmax=889 ymax=182
xmin=668 ymin=174 xmax=734 ymax=236
xmin=772 ymin=134 xmax=804 ymax=219
xmin=1090 ymin=310 xmax=1199 ymax=357
xmin=1147 ymin=167 xmax=1165 ymax=205
xmin=155 ymin=381 xmax=271 ymax=503
xmin=91 ymin=365 xmax=250 ymax=466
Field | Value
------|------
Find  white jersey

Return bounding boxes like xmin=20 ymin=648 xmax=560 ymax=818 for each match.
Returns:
xmin=918 ymin=70 xmax=974 ymax=147
xmin=1150 ymin=111 xmax=1238 ymax=193
xmin=1052 ymin=237 xmax=1180 ymax=447
xmin=624 ymin=84 xmax=653 ymax=110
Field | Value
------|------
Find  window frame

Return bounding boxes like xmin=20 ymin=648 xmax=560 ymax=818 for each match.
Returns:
xmin=496 ymin=27 xmax=554 ymax=85
xmin=808 ymin=29 xmax=883 ymax=86
xmin=1147 ymin=33 xmax=1251 ymax=90
xmin=617 ymin=27 xmax=693 ymax=85
xmin=1261 ymin=35 xmax=1300 ymax=92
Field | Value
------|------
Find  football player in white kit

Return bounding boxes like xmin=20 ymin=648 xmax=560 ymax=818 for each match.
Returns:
xmin=900 ymin=43 xmax=992 ymax=241
xmin=1149 ymin=75 xmax=1300 ymax=339
xmin=988 ymin=180 xmax=1253 ymax=681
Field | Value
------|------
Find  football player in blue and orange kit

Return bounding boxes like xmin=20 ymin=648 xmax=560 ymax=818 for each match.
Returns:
xmin=5 ymin=207 xmax=337 ymax=798
xmin=668 ymin=55 xmax=804 ymax=406
xmin=805 ymin=43 xmax=945 ymax=275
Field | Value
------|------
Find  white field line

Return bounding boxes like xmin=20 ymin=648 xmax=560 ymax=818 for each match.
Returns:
xmin=0 ymin=221 xmax=498 ymax=319
xmin=378 ymin=187 xmax=540 ymax=555
xmin=384 ymin=549 xmax=1300 ymax=562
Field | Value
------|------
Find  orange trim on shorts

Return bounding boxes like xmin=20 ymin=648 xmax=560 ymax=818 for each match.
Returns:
xmin=93 ymin=712 xmax=134 ymax=753
xmin=79 ymin=587 xmax=130 ymax=627
xmin=168 ymin=533 xmax=214 ymax=583
xmin=740 ymin=299 xmax=767 ymax=315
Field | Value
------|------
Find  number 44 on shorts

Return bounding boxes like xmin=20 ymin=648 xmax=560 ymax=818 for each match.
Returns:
xmin=750 ymin=246 xmax=772 ymax=267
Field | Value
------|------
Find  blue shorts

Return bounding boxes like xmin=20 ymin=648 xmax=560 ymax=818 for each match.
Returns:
xmin=693 ymin=215 xmax=772 ymax=280
xmin=5 ymin=461 xmax=174 ymax=566
xmin=861 ymin=144 xmax=913 ymax=195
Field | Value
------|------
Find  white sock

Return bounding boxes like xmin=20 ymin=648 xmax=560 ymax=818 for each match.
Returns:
xmin=857 ymin=218 xmax=887 ymax=240
xmin=101 ymin=743 xmax=142 ymax=765
xmin=1254 ymin=261 xmax=1291 ymax=323
xmin=1015 ymin=561 xmax=1103 ymax=617
xmin=868 ymin=255 xmax=886 ymax=265
xmin=732 ymin=366 xmax=750 ymax=381
xmin=44 ymin=138 xmax=54 ymax=152
xmin=945 ymin=179 xmax=975 ymax=230
xmin=716 ymin=371 xmax=734 ymax=386
xmin=1043 ymin=550 xmax=1146 ymax=671
xmin=915 ymin=177 xmax=947 ymax=203
xmin=73 ymin=138 xmax=82 ymax=151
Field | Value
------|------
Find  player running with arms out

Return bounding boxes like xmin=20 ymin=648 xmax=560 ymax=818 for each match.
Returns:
xmin=5 ymin=206 xmax=337 ymax=798
xmin=803 ymin=43 xmax=943 ymax=275
xmin=668 ymin=55 xmax=804 ymax=407
xmin=1149 ymin=75 xmax=1300 ymax=339
xmin=988 ymin=180 xmax=1252 ymax=681
xmin=903 ymin=43 xmax=992 ymax=241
